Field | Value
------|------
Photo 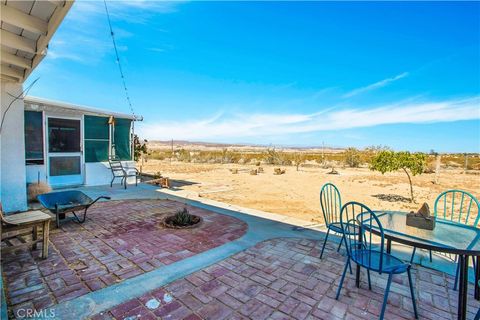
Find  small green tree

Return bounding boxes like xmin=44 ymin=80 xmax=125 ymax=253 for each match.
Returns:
xmin=344 ymin=147 xmax=361 ymax=168
xmin=370 ymin=151 xmax=427 ymax=203
xmin=133 ymin=135 xmax=148 ymax=161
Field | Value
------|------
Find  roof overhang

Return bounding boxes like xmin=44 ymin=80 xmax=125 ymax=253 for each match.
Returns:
xmin=0 ymin=0 xmax=74 ymax=83
xmin=24 ymin=96 xmax=141 ymax=121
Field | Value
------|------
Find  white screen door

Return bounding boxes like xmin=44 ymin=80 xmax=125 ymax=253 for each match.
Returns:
xmin=47 ymin=117 xmax=83 ymax=187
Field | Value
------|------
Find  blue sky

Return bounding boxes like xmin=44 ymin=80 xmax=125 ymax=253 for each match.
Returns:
xmin=27 ymin=1 xmax=480 ymax=152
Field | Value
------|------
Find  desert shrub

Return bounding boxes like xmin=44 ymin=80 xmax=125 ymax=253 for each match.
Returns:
xmin=344 ymin=147 xmax=361 ymax=168
xmin=264 ymin=148 xmax=280 ymax=165
xmin=423 ymin=161 xmax=436 ymax=174
xmin=222 ymin=149 xmax=241 ymax=163
xmin=292 ymin=153 xmax=306 ymax=171
xmin=148 ymin=150 xmax=169 ymax=160
xmin=175 ymin=149 xmax=191 ymax=162
xmin=27 ymin=182 xmax=51 ymax=202
xmin=133 ymin=135 xmax=148 ymax=161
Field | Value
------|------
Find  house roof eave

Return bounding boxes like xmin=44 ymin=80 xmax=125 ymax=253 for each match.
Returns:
xmin=24 ymin=96 xmax=140 ymax=121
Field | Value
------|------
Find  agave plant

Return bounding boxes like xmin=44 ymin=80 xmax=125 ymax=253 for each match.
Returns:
xmin=171 ymin=208 xmax=195 ymax=226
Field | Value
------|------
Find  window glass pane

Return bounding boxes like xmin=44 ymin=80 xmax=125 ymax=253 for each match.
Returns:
xmin=114 ymin=118 xmax=131 ymax=160
xmin=48 ymin=118 xmax=80 ymax=152
xmin=84 ymin=115 xmax=109 ymax=162
xmin=49 ymin=156 xmax=81 ymax=176
xmin=25 ymin=111 xmax=44 ymax=164
xmin=84 ymin=116 xmax=109 ymax=139
xmin=85 ymin=140 xmax=109 ymax=162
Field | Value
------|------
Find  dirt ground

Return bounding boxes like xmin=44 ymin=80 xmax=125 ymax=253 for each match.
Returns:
xmin=139 ymin=160 xmax=480 ymax=224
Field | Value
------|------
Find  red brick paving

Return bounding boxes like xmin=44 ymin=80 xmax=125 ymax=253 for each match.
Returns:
xmin=1 ymin=200 xmax=247 ymax=317
xmin=94 ymin=238 xmax=480 ymax=320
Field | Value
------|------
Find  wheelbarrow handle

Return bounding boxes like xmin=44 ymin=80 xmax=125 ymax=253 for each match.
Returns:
xmin=90 ymin=196 xmax=111 ymax=205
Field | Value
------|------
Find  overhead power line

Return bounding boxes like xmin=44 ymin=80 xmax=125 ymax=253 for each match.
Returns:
xmin=103 ymin=0 xmax=135 ymax=117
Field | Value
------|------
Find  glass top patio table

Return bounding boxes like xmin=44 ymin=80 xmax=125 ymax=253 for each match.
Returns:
xmin=369 ymin=211 xmax=480 ymax=256
xmin=359 ymin=211 xmax=480 ymax=320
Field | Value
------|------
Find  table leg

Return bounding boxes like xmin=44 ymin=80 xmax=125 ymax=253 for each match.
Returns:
xmin=32 ymin=225 xmax=38 ymax=250
xmin=458 ymin=255 xmax=469 ymax=320
xmin=355 ymin=264 xmax=361 ymax=288
xmin=386 ymin=239 xmax=391 ymax=254
xmin=42 ymin=220 xmax=50 ymax=259
xmin=475 ymin=256 xmax=480 ymax=301
xmin=356 ymin=225 xmax=363 ymax=288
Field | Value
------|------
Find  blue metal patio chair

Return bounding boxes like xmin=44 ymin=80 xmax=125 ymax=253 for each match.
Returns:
xmin=336 ymin=201 xmax=418 ymax=320
xmin=410 ymin=190 xmax=479 ymax=290
xmin=319 ymin=183 xmax=345 ymax=259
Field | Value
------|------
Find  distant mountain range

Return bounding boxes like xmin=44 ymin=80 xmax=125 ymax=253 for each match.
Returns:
xmin=148 ymin=140 xmax=345 ymax=153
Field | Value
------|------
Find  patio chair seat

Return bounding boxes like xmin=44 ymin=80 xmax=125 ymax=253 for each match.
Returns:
xmin=336 ymin=202 xmax=418 ymax=320
xmin=351 ymin=249 xmax=409 ymax=274
xmin=328 ymin=222 xmax=343 ymax=233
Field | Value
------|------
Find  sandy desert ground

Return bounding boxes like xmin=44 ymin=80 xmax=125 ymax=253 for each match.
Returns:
xmin=139 ymin=159 xmax=480 ymax=224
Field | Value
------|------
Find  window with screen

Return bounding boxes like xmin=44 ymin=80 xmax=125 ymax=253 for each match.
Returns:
xmin=49 ymin=156 xmax=81 ymax=176
xmin=25 ymin=111 xmax=44 ymax=165
xmin=48 ymin=118 xmax=81 ymax=152
xmin=84 ymin=115 xmax=109 ymax=162
xmin=114 ymin=118 xmax=132 ymax=160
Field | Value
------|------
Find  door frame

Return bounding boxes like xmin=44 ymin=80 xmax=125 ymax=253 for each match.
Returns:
xmin=45 ymin=114 xmax=84 ymax=187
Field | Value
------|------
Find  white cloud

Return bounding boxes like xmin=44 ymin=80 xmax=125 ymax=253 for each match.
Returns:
xmin=137 ymin=96 xmax=480 ymax=141
xmin=44 ymin=1 xmax=182 ymax=64
xmin=343 ymin=72 xmax=409 ymax=98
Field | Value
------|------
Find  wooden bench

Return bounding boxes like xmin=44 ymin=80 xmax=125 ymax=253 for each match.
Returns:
xmin=1 ymin=204 xmax=51 ymax=259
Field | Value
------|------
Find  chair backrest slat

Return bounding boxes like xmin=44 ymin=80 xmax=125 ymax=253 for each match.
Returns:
xmin=320 ymin=183 xmax=342 ymax=227
xmin=434 ymin=190 xmax=480 ymax=226
xmin=109 ymin=158 xmax=126 ymax=175
xmin=340 ymin=201 xmax=385 ymax=272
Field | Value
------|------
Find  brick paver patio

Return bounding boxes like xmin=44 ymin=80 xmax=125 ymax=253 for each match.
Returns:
xmin=1 ymin=199 xmax=247 ymax=317
xmin=93 ymin=238 xmax=480 ymax=320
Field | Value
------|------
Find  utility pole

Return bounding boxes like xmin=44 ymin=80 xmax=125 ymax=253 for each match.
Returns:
xmin=171 ymin=139 xmax=174 ymax=164
xmin=322 ymin=141 xmax=325 ymax=165
xmin=434 ymin=153 xmax=441 ymax=184
xmin=464 ymin=153 xmax=468 ymax=173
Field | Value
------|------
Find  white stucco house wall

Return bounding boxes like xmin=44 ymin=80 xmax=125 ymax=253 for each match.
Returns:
xmin=1 ymin=1 xmax=140 ymax=213
xmin=1 ymin=1 xmax=75 ymax=212
xmin=23 ymin=96 xmax=138 ymax=189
